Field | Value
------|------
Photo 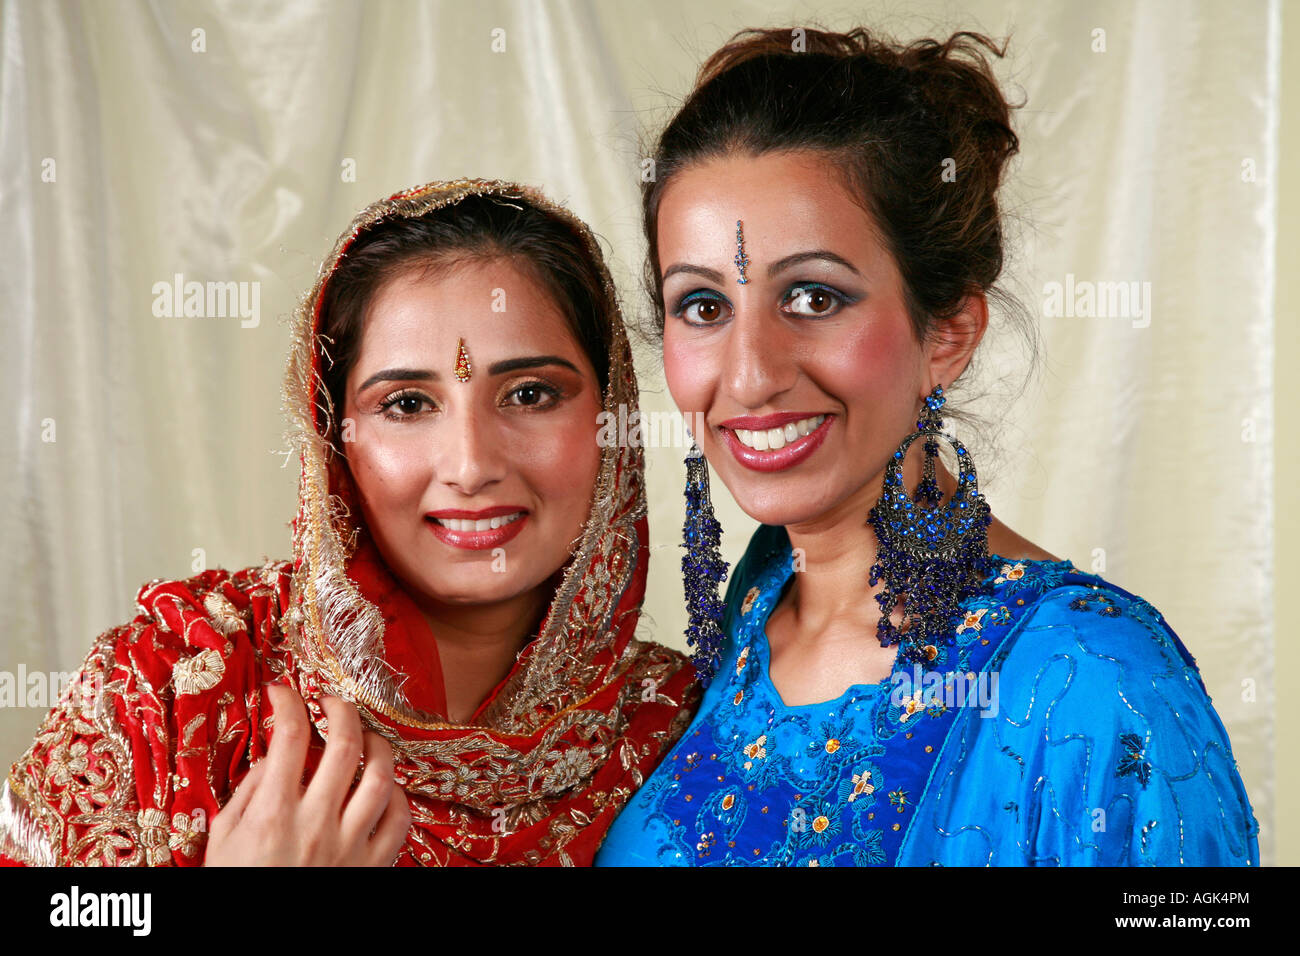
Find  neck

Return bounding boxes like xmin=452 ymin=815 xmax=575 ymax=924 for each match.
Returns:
xmin=414 ymin=580 xmax=552 ymax=724
xmin=781 ymin=454 xmax=961 ymax=631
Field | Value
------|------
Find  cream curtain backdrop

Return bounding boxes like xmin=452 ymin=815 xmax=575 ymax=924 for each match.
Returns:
xmin=0 ymin=0 xmax=1280 ymax=863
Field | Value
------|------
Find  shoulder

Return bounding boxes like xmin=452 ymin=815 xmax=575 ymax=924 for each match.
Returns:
xmin=989 ymin=563 xmax=1200 ymax=690
xmin=951 ymin=563 xmax=1260 ymax=864
xmin=64 ymin=556 xmax=293 ymax=714
xmin=131 ymin=559 xmax=293 ymax=641
xmin=620 ymin=637 xmax=697 ymax=692
xmin=986 ymin=516 xmax=1062 ymax=564
xmin=975 ymin=560 xmax=1232 ymax=774
xmin=614 ymin=639 xmax=704 ymax=759
xmin=985 ymin=563 xmax=1251 ymax=802
xmin=50 ymin=558 xmax=295 ymax=722
xmin=4 ymin=559 xmax=292 ymax=865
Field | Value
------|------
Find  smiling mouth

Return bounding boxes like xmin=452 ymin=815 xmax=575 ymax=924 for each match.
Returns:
xmin=730 ymin=414 xmax=827 ymax=451
xmin=425 ymin=510 xmax=530 ymax=551
xmin=716 ymin=413 xmax=834 ymax=473
xmin=427 ymin=512 xmax=526 ymax=532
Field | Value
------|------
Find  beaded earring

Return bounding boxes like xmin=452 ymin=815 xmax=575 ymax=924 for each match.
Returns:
xmin=682 ymin=441 xmax=729 ymax=685
xmin=866 ymin=385 xmax=994 ymax=666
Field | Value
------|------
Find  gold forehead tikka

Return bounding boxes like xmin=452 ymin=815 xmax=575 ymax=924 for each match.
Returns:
xmin=734 ymin=219 xmax=750 ymax=285
xmin=454 ymin=337 xmax=472 ymax=383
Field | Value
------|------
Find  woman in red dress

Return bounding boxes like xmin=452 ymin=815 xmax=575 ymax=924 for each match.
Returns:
xmin=0 ymin=179 xmax=699 ymax=866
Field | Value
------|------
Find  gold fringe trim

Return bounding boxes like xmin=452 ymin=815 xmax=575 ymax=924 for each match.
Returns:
xmin=0 ymin=778 xmax=56 ymax=866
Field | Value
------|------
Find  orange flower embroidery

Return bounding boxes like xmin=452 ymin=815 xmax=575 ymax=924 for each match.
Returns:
xmin=898 ymin=691 xmax=925 ymax=723
xmin=742 ymin=734 xmax=768 ymax=769
xmin=849 ymin=771 xmax=875 ymax=802
xmin=994 ymin=562 xmax=1026 ymax=584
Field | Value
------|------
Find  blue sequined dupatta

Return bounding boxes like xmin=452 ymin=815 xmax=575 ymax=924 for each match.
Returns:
xmin=599 ymin=526 xmax=1081 ymax=865
xmin=595 ymin=524 xmax=1258 ymax=866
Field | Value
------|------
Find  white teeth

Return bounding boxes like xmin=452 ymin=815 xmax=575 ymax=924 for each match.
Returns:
xmin=434 ymin=512 xmax=524 ymax=531
xmin=732 ymin=415 xmax=825 ymax=451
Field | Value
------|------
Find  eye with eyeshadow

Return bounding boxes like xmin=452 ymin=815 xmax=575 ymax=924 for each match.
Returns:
xmin=781 ymin=282 xmax=858 ymax=317
xmin=377 ymin=389 xmax=436 ymax=421
xmin=672 ymin=281 xmax=859 ymax=327
xmin=673 ymin=289 xmax=732 ymax=326
xmin=501 ymin=379 xmax=564 ymax=410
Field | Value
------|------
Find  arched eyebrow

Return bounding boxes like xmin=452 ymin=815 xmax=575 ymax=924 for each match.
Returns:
xmin=486 ymin=355 xmax=581 ymax=376
xmin=357 ymin=368 xmax=436 ymax=393
xmin=766 ymin=250 xmax=862 ymax=277
xmin=661 ymin=263 xmax=725 ymax=283
xmin=356 ymin=355 xmax=581 ymax=394
xmin=661 ymin=250 xmax=861 ymax=284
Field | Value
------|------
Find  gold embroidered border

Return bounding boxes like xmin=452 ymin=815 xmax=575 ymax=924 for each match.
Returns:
xmin=6 ymin=627 xmax=146 ymax=866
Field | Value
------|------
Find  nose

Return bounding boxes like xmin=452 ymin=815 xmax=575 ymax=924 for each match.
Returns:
xmin=435 ymin=400 xmax=507 ymax=497
xmin=722 ymin=299 xmax=799 ymax=411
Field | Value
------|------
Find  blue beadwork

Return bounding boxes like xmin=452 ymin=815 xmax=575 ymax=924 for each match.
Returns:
xmin=682 ymin=442 xmax=729 ymax=685
xmin=1115 ymin=732 xmax=1153 ymax=789
xmin=867 ymin=385 xmax=994 ymax=667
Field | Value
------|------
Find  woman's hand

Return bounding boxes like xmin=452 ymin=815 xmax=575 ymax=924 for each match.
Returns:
xmin=206 ymin=684 xmax=411 ymax=866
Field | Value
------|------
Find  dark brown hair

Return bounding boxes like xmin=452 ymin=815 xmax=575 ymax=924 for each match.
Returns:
xmin=317 ymin=193 xmax=613 ymax=452
xmin=641 ymin=26 xmax=1036 ymax=438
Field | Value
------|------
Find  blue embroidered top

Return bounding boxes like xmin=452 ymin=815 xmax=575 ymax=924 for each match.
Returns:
xmin=595 ymin=524 xmax=1259 ymax=866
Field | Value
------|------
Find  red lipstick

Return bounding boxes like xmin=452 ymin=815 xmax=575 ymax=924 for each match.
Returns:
xmin=717 ymin=414 xmax=834 ymax=473
xmin=425 ymin=506 xmax=529 ymax=550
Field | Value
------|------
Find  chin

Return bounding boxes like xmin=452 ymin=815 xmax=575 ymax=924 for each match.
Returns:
xmin=421 ymin=572 xmax=530 ymax=606
xmin=730 ymin=495 xmax=823 ymax=529
xmin=718 ymin=474 xmax=831 ymax=527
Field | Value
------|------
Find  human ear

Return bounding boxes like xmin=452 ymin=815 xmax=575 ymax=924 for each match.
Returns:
xmin=923 ymin=291 xmax=989 ymax=393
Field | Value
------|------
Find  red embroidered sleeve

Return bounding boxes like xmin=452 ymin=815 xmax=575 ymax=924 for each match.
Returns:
xmin=0 ymin=564 xmax=289 ymax=866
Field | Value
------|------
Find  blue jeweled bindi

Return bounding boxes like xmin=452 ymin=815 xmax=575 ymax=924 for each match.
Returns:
xmin=734 ymin=220 xmax=750 ymax=285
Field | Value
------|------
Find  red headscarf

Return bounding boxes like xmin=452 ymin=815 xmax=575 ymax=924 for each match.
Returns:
xmin=0 ymin=180 xmax=699 ymax=866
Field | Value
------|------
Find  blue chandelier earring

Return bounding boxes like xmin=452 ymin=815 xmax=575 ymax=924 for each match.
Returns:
xmin=866 ymin=384 xmax=994 ymax=667
xmin=682 ymin=440 xmax=729 ymax=686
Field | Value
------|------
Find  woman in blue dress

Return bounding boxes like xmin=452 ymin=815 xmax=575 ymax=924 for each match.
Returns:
xmin=596 ymin=26 xmax=1259 ymax=866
